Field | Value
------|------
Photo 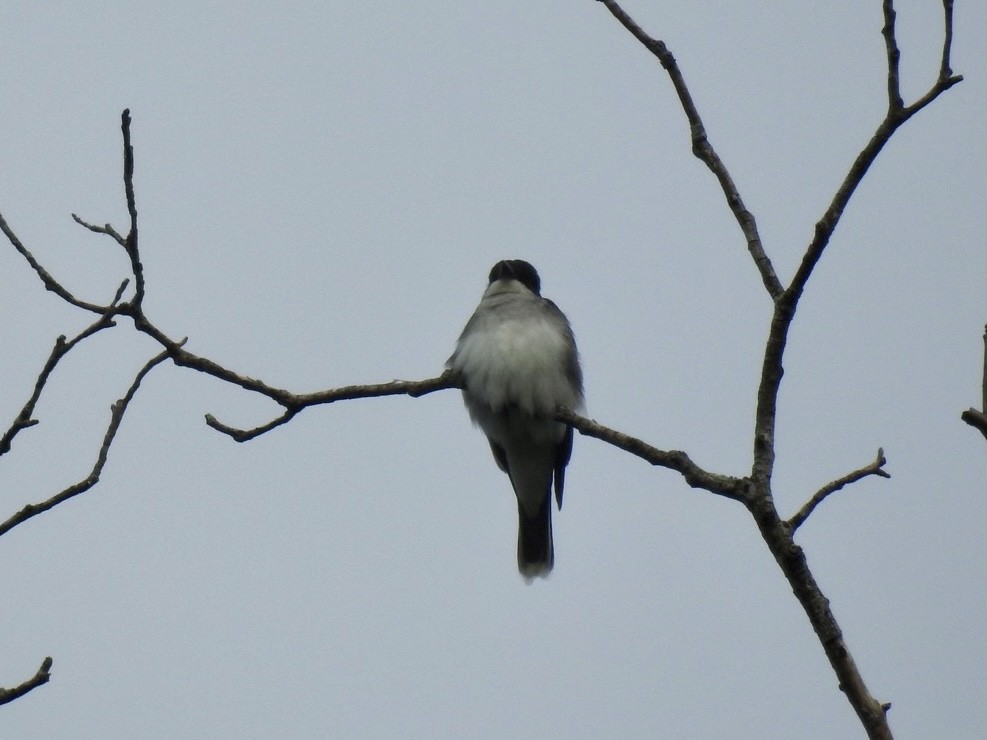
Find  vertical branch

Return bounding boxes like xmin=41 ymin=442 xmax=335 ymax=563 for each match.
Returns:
xmin=941 ymin=0 xmax=955 ymax=78
xmin=121 ymin=110 xmax=144 ymax=305
xmin=961 ymin=324 xmax=987 ymax=439
xmin=600 ymin=1 xmax=961 ymax=738
xmin=881 ymin=0 xmax=904 ymax=112
xmin=982 ymin=325 xmax=987 ymax=415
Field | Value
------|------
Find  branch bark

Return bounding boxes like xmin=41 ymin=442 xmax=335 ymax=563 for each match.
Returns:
xmin=788 ymin=449 xmax=891 ymax=533
xmin=556 ymin=407 xmax=747 ymax=500
xmin=0 ymin=349 xmax=170 ymax=538
xmin=596 ymin=0 xmax=782 ymax=300
xmin=0 ymin=658 xmax=53 ymax=706
xmin=960 ymin=324 xmax=987 ymax=439
xmin=597 ymin=1 xmax=961 ymax=737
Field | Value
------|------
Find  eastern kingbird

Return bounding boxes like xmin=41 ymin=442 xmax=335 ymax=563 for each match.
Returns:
xmin=447 ymin=260 xmax=584 ymax=580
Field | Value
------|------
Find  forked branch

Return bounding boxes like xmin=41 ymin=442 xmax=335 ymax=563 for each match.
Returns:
xmin=598 ymin=1 xmax=960 ymax=737
xmin=0 ymin=349 xmax=170 ymax=538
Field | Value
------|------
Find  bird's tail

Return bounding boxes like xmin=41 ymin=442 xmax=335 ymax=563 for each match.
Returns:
xmin=517 ymin=496 xmax=554 ymax=580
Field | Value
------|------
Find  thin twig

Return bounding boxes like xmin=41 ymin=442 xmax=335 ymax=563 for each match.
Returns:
xmin=0 ymin=210 xmax=111 ymax=314
xmin=881 ymin=0 xmax=904 ymax=112
xmin=0 ymin=282 xmax=128 ymax=456
xmin=120 ymin=110 xmax=144 ymax=305
xmin=205 ymin=407 xmax=302 ymax=442
xmin=595 ymin=0 xmax=782 ymax=300
xmin=960 ymin=323 xmax=987 ymax=439
xmin=71 ymin=213 xmax=128 ymax=248
xmin=787 ymin=449 xmax=891 ymax=533
xmin=205 ymin=371 xmax=459 ymax=442
xmin=0 ymin=349 xmax=170 ymax=538
xmin=0 ymin=657 xmax=53 ymax=706
xmin=940 ymin=0 xmax=956 ymax=78
xmin=758 ymin=0 xmax=963 ymax=488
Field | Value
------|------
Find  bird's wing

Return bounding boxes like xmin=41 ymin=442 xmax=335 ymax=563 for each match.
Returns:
xmin=553 ymin=424 xmax=574 ymax=510
xmin=488 ymin=438 xmax=510 ymax=475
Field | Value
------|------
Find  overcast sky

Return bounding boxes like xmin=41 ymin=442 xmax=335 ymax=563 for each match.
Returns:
xmin=1 ymin=2 xmax=985 ymax=738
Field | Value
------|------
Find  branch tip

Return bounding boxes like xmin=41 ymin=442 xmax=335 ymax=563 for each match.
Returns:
xmin=787 ymin=449 xmax=891 ymax=533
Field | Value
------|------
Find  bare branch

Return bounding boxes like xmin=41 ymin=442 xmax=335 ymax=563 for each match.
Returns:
xmin=205 ymin=371 xmax=459 ymax=442
xmin=595 ymin=0 xmax=783 ymax=300
xmin=881 ymin=0 xmax=904 ymax=112
xmin=756 ymin=0 xmax=962 ymax=490
xmin=0 ymin=284 xmax=128 ymax=457
xmin=961 ymin=409 xmax=987 ymax=440
xmin=205 ymin=407 xmax=301 ymax=442
xmin=787 ymin=449 xmax=891 ymax=533
xmin=746 ymin=497 xmax=894 ymax=739
xmin=0 ymin=210 xmax=111 ymax=314
xmin=556 ymin=407 xmax=748 ymax=500
xmin=594 ymin=2 xmax=961 ymax=735
xmin=71 ymin=213 xmax=128 ymax=248
xmin=788 ymin=4 xmax=962 ymax=307
xmin=940 ymin=0 xmax=956 ymax=78
xmin=961 ymin=323 xmax=987 ymax=439
xmin=120 ymin=110 xmax=144 ymax=305
xmin=0 ymin=349 xmax=170 ymax=538
xmin=0 ymin=657 xmax=53 ymax=706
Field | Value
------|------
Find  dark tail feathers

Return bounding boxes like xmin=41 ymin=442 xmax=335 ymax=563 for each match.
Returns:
xmin=517 ymin=496 xmax=554 ymax=580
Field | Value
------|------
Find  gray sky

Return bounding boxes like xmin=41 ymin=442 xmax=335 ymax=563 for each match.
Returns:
xmin=1 ymin=2 xmax=984 ymax=738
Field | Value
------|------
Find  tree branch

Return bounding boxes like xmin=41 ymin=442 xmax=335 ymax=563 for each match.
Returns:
xmin=595 ymin=0 xmax=783 ymax=300
xmin=788 ymin=6 xmax=962 ymax=310
xmin=0 ymin=210 xmax=111 ymax=314
xmin=0 ymin=281 xmax=128 ymax=457
xmin=881 ymin=0 xmax=905 ymax=112
xmin=757 ymin=0 xmax=962 ymax=490
xmin=746 ymin=498 xmax=894 ymax=738
xmin=556 ymin=407 xmax=748 ymax=500
xmin=0 ymin=349 xmax=170 ymax=538
xmin=0 ymin=1 xmax=966 ymax=729
xmin=600 ymin=2 xmax=961 ymax=737
xmin=0 ymin=657 xmax=53 ymax=706
xmin=962 ymin=409 xmax=987 ymax=440
xmin=120 ymin=109 xmax=145 ymax=306
xmin=961 ymin=323 xmax=987 ymax=440
xmin=205 ymin=371 xmax=459 ymax=442
xmin=71 ymin=212 xmax=128 ymax=249
xmin=787 ymin=449 xmax=891 ymax=533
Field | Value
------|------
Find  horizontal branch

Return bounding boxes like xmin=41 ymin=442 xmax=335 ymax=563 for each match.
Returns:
xmin=555 ymin=407 xmax=748 ymax=500
xmin=204 ymin=370 xmax=458 ymax=442
xmin=787 ymin=449 xmax=890 ymax=533
xmin=0 ymin=657 xmax=53 ymax=706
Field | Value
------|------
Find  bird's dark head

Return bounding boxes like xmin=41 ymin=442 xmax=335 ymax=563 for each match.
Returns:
xmin=488 ymin=259 xmax=541 ymax=296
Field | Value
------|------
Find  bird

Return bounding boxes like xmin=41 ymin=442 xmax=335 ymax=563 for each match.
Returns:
xmin=447 ymin=259 xmax=584 ymax=580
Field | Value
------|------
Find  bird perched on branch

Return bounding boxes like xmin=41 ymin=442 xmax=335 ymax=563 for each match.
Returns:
xmin=447 ymin=260 xmax=584 ymax=580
